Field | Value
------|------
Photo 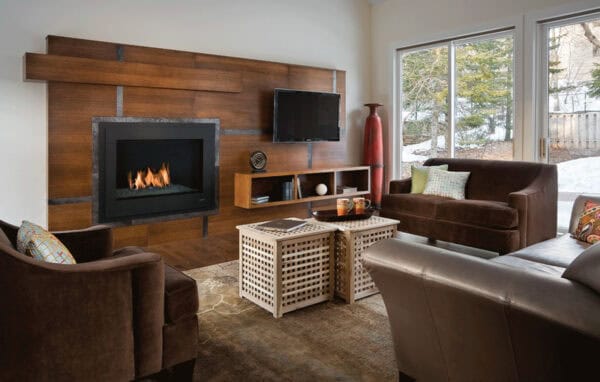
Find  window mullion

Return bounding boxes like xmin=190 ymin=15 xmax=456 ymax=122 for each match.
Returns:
xmin=448 ymin=41 xmax=456 ymax=158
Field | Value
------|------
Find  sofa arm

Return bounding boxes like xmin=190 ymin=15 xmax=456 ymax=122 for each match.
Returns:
xmin=389 ymin=178 xmax=412 ymax=194
xmin=508 ymin=165 xmax=557 ymax=248
xmin=0 ymin=250 xmax=164 ymax=380
xmin=363 ymin=239 xmax=600 ymax=381
xmin=53 ymin=225 xmax=114 ymax=263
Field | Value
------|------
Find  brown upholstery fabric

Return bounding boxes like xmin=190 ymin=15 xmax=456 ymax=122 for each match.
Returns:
xmin=381 ymin=193 xmax=448 ymax=218
xmin=437 ymin=200 xmax=518 ymax=229
xmin=382 ymin=159 xmax=558 ymax=253
xmin=0 ymin=227 xmax=11 ymax=249
xmin=53 ymin=225 xmax=114 ymax=263
xmin=424 ymin=158 xmax=545 ymax=202
xmin=563 ymin=243 xmax=600 ymax=294
xmin=0 ymin=222 xmax=199 ymax=381
xmin=163 ymin=317 xmax=199 ymax=369
xmin=510 ymin=234 xmax=590 ymax=268
xmin=389 ymin=178 xmax=411 ymax=194
xmin=363 ymin=238 xmax=600 ymax=381
xmin=0 ymin=220 xmax=19 ymax=247
xmin=165 ymin=265 xmax=200 ymax=324
xmin=113 ymin=246 xmax=146 ymax=258
xmin=508 ymin=164 xmax=558 ymax=248
xmin=433 ymin=220 xmax=520 ymax=254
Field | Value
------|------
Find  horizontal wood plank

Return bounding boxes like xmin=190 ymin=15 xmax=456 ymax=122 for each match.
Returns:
xmin=25 ymin=53 xmax=243 ymax=93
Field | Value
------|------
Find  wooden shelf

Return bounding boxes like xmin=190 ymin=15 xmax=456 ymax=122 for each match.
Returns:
xmin=24 ymin=52 xmax=242 ymax=93
xmin=234 ymin=166 xmax=370 ymax=209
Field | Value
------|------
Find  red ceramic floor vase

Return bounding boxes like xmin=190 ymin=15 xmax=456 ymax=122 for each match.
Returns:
xmin=363 ymin=103 xmax=384 ymax=209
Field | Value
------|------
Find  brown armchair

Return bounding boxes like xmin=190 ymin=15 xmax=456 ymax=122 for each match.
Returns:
xmin=0 ymin=220 xmax=199 ymax=381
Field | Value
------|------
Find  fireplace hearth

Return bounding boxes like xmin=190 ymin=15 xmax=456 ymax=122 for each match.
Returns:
xmin=92 ymin=117 xmax=219 ymax=224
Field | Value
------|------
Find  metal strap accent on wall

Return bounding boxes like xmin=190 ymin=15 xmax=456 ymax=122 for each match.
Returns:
xmin=48 ymin=196 xmax=92 ymax=205
xmin=220 ymin=129 xmax=263 ymax=136
xmin=116 ymin=45 xmax=124 ymax=117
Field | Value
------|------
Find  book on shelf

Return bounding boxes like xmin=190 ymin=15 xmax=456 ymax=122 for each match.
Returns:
xmin=282 ymin=181 xmax=293 ymax=201
xmin=296 ymin=178 xmax=303 ymax=199
xmin=256 ymin=219 xmax=307 ymax=232
xmin=251 ymin=195 xmax=270 ymax=204
xmin=337 ymin=186 xmax=358 ymax=194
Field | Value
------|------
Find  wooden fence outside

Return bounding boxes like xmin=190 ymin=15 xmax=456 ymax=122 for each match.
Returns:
xmin=549 ymin=112 xmax=600 ymax=150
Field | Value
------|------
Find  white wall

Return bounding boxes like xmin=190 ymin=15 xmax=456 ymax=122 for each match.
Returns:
xmin=0 ymin=0 xmax=372 ymax=226
xmin=370 ymin=0 xmax=593 ymax=181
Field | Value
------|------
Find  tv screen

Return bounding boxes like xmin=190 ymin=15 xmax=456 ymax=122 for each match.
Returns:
xmin=273 ymin=89 xmax=340 ymax=142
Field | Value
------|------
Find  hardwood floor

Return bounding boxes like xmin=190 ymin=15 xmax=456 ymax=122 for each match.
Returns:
xmin=147 ymin=229 xmax=496 ymax=272
xmin=147 ymin=232 xmax=239 ymax=271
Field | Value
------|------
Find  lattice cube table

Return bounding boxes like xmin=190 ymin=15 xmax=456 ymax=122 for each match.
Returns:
xmin=310 ymin=216 xmax=399 ymax=303
xmin=237 ymin=220 xmax=337 ymax=318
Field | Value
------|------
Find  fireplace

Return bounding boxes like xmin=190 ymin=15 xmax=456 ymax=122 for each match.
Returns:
xmin=92 ymin=117 xmax=219 ymax=224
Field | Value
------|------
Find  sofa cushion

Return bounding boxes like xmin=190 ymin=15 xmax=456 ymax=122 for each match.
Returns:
xmin=572 ymin=200 xmax=600 ymax=244
xmin=423 ymin=168 xmax=470 ymax=200
xmin=491 ymin=255 xmax=565 ymax=277
xmin=382 ymin=193 xmax=449 ymax=218
xmin=562 ymin=242 xmax=600 ymax=294
xmin=436 ymin=200 xmax=518 ymax=229
xmin=410 ymin=164 xmax=448 ymax=194
xmin=509 ymin=234 xmax=590 ymax=268
xmin=164 ymin=265 xmax=199 ymax=324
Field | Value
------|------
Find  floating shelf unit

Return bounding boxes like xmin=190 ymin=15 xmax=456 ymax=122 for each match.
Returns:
xmin=234 ymin=166 xmax=370 ymax=209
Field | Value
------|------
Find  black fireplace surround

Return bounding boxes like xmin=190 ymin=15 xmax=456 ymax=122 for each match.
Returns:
xmin=93 ymin=117 xmax=219 ymax=224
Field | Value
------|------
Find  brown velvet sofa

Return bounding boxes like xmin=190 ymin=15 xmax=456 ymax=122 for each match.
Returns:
xmin=381 ymin=158 xmax=558 ymax=254
xmin=364 ymin=195 xmax=600 ymax=381
xmin=0 ymin=220 xmax=199 ymax=382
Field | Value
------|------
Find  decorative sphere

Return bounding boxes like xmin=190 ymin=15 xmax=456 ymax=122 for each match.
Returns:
xmin=315 ymin=183 xmax=328 ymax=196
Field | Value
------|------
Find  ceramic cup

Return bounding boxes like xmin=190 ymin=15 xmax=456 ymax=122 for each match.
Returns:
xmin=336 ymin=198 xmax=353 ymax=216
xmin=353 ymin=197 xmax=371 ymax=214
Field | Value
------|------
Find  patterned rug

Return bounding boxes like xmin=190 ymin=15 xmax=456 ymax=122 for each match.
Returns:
xmin=184 ymin=260 xmax=397 ymax=382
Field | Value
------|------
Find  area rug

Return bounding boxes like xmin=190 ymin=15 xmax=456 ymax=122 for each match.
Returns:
xmin=184 ymin=260 xmax=397 ymax=382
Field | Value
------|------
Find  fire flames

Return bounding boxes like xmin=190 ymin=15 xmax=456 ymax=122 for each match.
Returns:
xmin=128 ymin=162 xmax=171 ymax=190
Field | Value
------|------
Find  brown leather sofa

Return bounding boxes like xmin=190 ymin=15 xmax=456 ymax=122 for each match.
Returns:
xmin=381 ymin=158 xmax=558 ymax=254
xmin=0 ymin=220 xmax=199 ymax=381
xmin=364 ymin=195 xmax=600 ymax=381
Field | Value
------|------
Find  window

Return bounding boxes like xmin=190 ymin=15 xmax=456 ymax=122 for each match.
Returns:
xmin=539 ymin=12 xmax=600 ymax=230
xmin=397 ymin=31 xmax=515 ymax=178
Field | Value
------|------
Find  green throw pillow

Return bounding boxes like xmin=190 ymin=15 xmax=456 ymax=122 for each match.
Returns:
xmin=410 ymin=164 xmax=449 ymax=194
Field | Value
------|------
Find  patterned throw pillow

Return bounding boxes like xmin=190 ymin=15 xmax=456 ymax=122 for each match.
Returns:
xmin=16 ymin=220 xmax=46 ymax=253
xmin=422 ymin=168 xmax=470 ymax=200
xmin=410 ymin=164 xmax=449 ymax=194
xmin=573 ymin=201 xmax=600 ymax=244
xmin=17 ymin=221 xmax=76 ymax=264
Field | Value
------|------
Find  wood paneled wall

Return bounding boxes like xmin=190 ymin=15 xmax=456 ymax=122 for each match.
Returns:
xmin=42 ymin=36 xmax=347 ymax=247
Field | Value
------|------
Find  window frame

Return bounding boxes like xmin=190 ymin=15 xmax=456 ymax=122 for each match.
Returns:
xmin=395 ymin=29 xmax=516 ymax=177
xmin=537 ymin=10 xmax=600 ymax=162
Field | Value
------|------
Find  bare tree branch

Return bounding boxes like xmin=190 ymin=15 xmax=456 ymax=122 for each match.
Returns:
xmin=581 ymin=22 xmax=600 ymax=55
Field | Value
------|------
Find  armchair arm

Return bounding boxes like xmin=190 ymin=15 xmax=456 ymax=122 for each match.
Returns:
xmin=363 ymin=239 xmax=600 ymax=381
xmin=389 ymin=178 xmax=412 ymax=194
xmin=0 ymin=249 xmax=164 ymax=380
xmin=508 ymin=165 xmax=557 ymax=248
xmin=53 ymin=225 xmax=113 ymax=263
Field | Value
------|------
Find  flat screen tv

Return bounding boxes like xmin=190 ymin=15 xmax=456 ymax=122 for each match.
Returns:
xmin=273 ymin=88 xmax=340 ymax=142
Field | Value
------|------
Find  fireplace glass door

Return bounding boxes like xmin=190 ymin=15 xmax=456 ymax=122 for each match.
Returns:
xmin=116 ymin=139 xmax=203 ymax=200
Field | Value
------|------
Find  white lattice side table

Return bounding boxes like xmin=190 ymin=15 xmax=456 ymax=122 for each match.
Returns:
xmin=310 ymin=216 xmax=399 ymax=303
xmin=236 ymin=220 xmax=337 ymax=318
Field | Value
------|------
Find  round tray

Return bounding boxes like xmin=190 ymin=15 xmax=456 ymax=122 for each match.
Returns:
xmin=311 ymin=209 xmax=373 ymax=222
